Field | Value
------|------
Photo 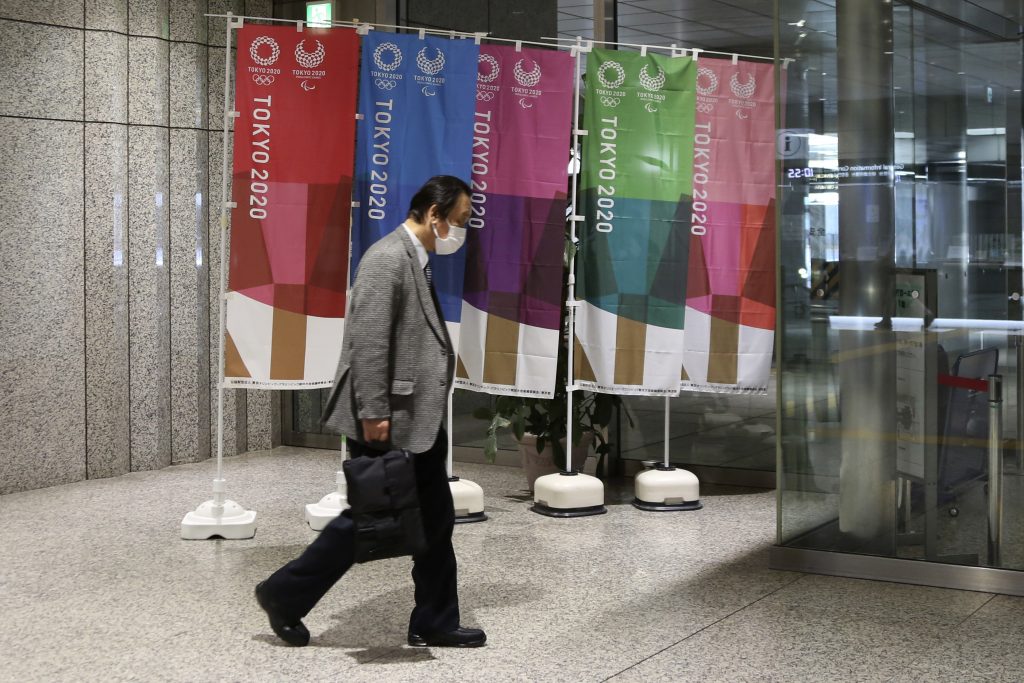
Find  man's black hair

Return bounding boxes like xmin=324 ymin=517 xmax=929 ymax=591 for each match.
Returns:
xmin=407 ymin=175 xmax=471 ymax=222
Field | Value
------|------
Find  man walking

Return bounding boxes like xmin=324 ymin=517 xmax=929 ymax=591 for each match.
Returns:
xmin=255 ymin=176 xmax=485 ymax=649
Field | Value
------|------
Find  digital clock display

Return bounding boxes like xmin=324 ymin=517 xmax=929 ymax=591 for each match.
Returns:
xmin=787 ymin=167 xmax=815 ymax=179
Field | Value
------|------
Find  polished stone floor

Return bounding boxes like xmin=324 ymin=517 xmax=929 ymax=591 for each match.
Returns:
xmin=1 ymin=446 xmax=1022 ymax=682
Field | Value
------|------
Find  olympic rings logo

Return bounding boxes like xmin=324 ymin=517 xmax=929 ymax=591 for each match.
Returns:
xmin=478 ymin=54 xmax=500 ymax=83
xmin=597 ymin=61 xmax=625 ymax=89
xmin=250 ymin=36 xmax=280 ymax=66
xmin=373 ymin=42 xmax=402 ymax=71
xmin=252 ymin=74 xmax=275 ymax=86
xmin=599 ymin=96 xmax=621 ymax=107
xmin=697 ymin=67 xmax=719 ymax=96
xmin=374 ymin=78 xmax=398 ymax=90
xmin=476 ymin=90 xmax=496 ymax=101
xmin=696 ymin=102 xmax=715 ymax=113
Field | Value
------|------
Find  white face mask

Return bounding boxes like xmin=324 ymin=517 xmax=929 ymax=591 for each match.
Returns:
xmin=432 ymin=219 xmax=467 ymax=256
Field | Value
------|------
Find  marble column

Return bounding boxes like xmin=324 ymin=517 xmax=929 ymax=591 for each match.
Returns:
xmin=169 ymin=3 xmax=212 ymax=465
xmin=0 ymin=8 xmax=87 ymax=493
xmin=208 ymin=0 xmax=243 ymax=48
xmin=85 ymin=124 xmax=131 ymax=479
xmin=171 ymin=129 xmax=211 ymax=464
xmin=171 ymin=0 xmax=208 ymax=44
xmin=86 ymin=0 xmax=127 ymax=32
xmin=0 ymin=0 xmax=282 ymax=493
xmin=129 ymin=0 xmax=169 ymax=40
xmin=83 ymin=4 xmax=131 ymax=480
xmin=2 ymin=0 xmax=83 ymax=27
xmin=128 ymin=125 xmax=172 ymax=472
xmin=0 ymin=19 xmax=83 ymax=119
xmin=0 ymin=119 xmax=86 ymax=494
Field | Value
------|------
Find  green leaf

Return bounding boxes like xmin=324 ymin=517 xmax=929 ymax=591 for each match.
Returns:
xmin=565 ymin=239 xmax=578 ymax=263
xmin=552 ymin=439 xmax=567 ymax=470
xmin=512 ymin=418 xmax=525 ymax=441
xmin=589 ymin=395 xmax=610 ymax=428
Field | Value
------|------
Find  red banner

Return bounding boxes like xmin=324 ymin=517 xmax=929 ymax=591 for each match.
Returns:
xmin=224 ymin=25 xmax=359 ymax=388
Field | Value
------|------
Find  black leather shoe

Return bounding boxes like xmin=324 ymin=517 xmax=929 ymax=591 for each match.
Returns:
xmin=255 ymin=581 xmax=310 ymax=647
xmin=408 ymin=627 xmax=487 ymax=648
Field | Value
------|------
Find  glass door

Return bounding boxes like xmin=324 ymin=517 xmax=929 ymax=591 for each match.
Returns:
xmin=894 ymin=4 xmax=1022 ymax=568
xmin=776 ymin=0 xmax=1024 ymax=576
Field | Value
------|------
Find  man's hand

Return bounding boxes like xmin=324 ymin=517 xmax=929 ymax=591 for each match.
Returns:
xmin=361 ymin=418 xmax=390 ymax=444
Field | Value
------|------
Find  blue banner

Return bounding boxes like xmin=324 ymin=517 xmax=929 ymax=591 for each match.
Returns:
xmin=352 ymin=32 xmax=479 ymax=327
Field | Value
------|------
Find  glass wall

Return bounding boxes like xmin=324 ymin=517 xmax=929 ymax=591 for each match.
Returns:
xmin=777 ymin=0 xmax=1024 ymax=572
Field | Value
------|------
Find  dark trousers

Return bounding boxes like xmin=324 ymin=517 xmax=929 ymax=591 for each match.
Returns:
xmin=261 ymin=430 xmax=460 ymax=635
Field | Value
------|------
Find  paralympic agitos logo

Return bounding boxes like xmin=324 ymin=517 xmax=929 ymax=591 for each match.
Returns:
xmin=413 ymin=46 xmax=446 ymax=96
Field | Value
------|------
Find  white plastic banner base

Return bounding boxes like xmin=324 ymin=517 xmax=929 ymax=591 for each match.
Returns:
xmin=633 ymin=466 xmax=702 ymax=512
xmin=531 ymin=472 xmax=606 ymax=518
xmin=305 ymin=470 xmax=349 ymax=531
xmin=305 ymin=494 xmax=349 ymax=531
xmin=181 ymin=499 xmax=257 ymax=540
xmin=450 ymin=477 xmax=487 ymax=523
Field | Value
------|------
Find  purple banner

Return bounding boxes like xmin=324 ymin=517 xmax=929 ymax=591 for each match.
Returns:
xmin=455 ymin=45 xmax=574 ymax=398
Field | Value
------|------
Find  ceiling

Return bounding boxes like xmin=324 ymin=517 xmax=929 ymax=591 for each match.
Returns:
xmin=558 ymin=0 xmax=1022 ymax=94
xmin=558 ymin=0 xmax=777 ymax=57
xmin=558 ymin=0 xmax=1023 ymax=55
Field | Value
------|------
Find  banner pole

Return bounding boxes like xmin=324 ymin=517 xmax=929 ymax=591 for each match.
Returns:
xmin=181 ymin=10 xmax=256 ymax=539
xmin=448 ymin=365 xmax=485 ymax=523
xmin=306 ymin=196 xmax=357 ymax=529
xmin=539 ymin=35 xmax=774 ymax=62
xmin=447 ymin=385 xmax=454 ymax=478
xmin=529 ymin=37 xmax=605 ymax=517
xmin=564 ymin=38 xmax=585 ymax=474
xmin=213 ymin=11 xmax=234 ymax=492
xmin=631 ymin=49 xmax=702 ymax=513
xmin=663 ymin=396 xmax=671 ymax=468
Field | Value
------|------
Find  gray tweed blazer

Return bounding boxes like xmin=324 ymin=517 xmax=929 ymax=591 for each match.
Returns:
xmin=321 ymin=227 xmax=455 ymax=453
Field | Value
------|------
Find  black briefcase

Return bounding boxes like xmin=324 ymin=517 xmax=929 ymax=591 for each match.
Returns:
xmin=343 ymin=449 xmax=427 ymax=563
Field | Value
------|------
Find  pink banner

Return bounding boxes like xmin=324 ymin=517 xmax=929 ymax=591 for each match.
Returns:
xmin=456 ymin=45 xmax=574 ymax=397
xmin=682 ymin=58 xmax=776 ymax=392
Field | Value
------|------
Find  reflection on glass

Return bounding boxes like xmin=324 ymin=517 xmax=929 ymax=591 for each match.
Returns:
xmin=778 ymin=0 xmax=1023 ymax=571
xmin=293 ymin=388 xmax=327 ymax=434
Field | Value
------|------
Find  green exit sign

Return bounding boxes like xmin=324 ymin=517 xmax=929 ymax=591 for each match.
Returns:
xmin=306 ymin=2 xmax=332 ymax=27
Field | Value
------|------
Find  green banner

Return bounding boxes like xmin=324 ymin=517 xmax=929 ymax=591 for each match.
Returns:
xmin=574 ymin=48 xmax=696 ymax=395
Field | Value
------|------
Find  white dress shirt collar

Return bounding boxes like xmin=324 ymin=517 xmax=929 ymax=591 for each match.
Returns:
xmin=401 ymin=223 xmax=429 ymax=269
